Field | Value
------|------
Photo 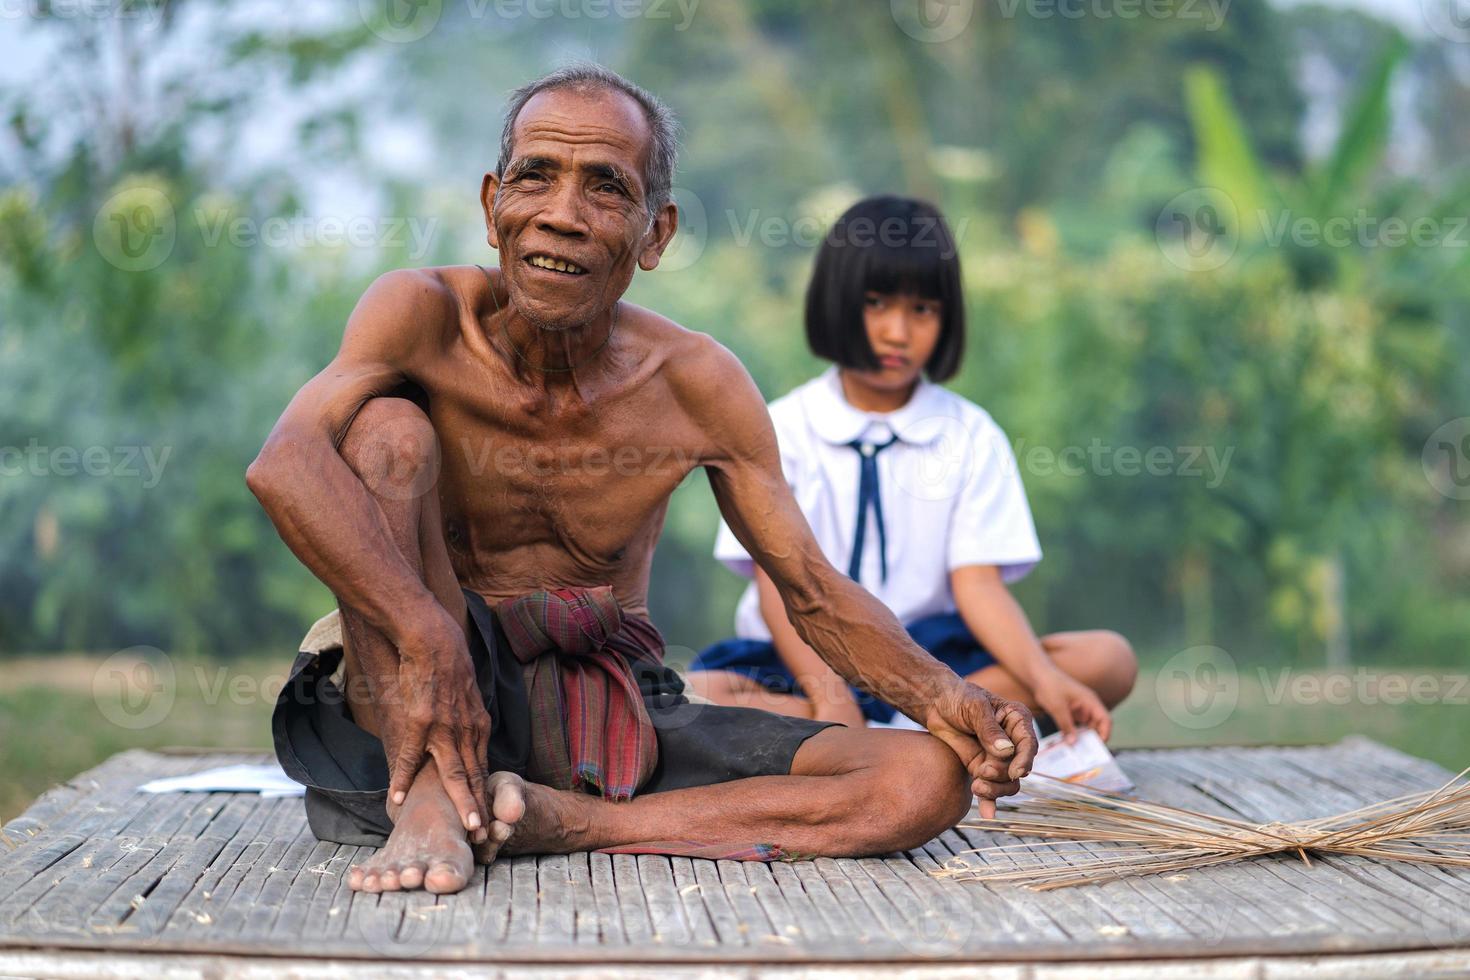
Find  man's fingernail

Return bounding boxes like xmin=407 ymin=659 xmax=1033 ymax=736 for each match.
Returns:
xmin=995 ymin=738 xmax=1014 ymax=751
xmin=392 ymin=791 xmax=405 ymax=805
xmin=468 ymin=812 xmax=481 ymax=829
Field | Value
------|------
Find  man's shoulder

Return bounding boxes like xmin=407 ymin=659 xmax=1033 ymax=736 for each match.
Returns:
xmin=349 ymin=266 xmax=463 ymax=338
xmin=626 ymin=307 xmax=748 ymax=392
xmin=622 ymin=309 xmax=768 ymax=435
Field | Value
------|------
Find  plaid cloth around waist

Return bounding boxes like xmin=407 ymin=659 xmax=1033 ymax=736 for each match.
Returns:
xmin=495 ymin=586 xmax=661 ymax=801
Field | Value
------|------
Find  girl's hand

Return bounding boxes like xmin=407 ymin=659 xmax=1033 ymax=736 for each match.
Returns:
xmin=1031 ymin=668 xmax=1112 ymax=742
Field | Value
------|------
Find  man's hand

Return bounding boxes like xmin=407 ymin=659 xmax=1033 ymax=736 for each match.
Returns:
xmin=388 ymin=614 xmax=492 ymax=843
xmin=923 ymin=680 xmax=1038 ymax=819
xmin=1031 ymin=666 xmax=1112 ymax=742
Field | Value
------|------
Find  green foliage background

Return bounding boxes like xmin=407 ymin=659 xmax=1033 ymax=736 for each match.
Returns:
xmin=2 ymin=0 xmax=1467 ymax=681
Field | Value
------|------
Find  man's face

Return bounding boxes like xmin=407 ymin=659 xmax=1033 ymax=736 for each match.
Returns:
xmin=483 ymin=87 xmax=675 ymax=330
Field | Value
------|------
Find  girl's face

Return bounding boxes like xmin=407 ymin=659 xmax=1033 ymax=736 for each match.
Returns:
xmin=848 ymin=290 xmax=943 ymax=393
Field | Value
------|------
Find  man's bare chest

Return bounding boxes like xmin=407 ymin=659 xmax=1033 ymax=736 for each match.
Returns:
xmin=425 ymin=370 xmax=705 ymax=554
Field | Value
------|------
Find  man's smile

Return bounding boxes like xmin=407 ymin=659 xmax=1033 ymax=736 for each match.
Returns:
xmin=525 ymin=253 xmax=588 ymax=276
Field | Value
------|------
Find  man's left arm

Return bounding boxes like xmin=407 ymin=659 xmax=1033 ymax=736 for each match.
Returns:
xmin=682 ymin=341 xmax=1037 ymax=811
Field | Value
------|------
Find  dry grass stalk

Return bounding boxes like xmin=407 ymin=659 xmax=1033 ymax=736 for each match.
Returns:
xmin=936 ymin=768 xmax=1470 ymax=890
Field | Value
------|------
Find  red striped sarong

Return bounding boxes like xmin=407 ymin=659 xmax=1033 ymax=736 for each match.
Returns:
xmin=494 ymin=587 xmax=786 ymax=862
xmin=496 ymin=587 xmax=659 ymax=801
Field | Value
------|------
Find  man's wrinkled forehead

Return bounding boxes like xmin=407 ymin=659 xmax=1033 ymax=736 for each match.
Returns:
xmin=508 ymin=88 xmax=652 ymax=183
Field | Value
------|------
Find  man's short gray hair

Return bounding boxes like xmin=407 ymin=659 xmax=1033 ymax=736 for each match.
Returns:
xmin=497 ymin=63 xmax=678 ymax=219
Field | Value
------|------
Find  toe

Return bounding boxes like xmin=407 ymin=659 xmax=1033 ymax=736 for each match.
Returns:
xmin=398 ymin=861 xmax=426 ymax=890
xmin=360 ymin=871 xmax=382 ymax=893
xmin=424 ymin=860 xmax=470 ymax=895
xmin=488 ymin=773 xmax=526 ymax=824
xmin=379 ymin=864 xmax=402 ymax=891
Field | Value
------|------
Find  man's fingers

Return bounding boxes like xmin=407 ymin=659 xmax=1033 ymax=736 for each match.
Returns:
xmin=460 ymin=728 xmax=490 ymax=843
xmin=928 ymin=725 xmax=987 ymax=785
xmin=976 ymin=757 xmax=1011 ymax=782
xmin=429 ymin=741 xmax=482 ymax=833
xmin=389 ymin=730 xmax=427 ymax=806
xmin=977 ymin=798 xmax=996 ymax=820
xmin=968 ymin=695 xmax=1014 ymax=758
xmin=972 ymin=778 xmax=1021 ymax=801
xmin=998 ymin=703 xmax=1039 ymax=780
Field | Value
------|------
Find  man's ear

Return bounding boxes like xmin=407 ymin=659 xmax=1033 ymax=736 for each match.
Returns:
xmin=480 ymin=173 xmax=501 ymax=250
xmin=637 ymin=200 xmax=680 ymax=272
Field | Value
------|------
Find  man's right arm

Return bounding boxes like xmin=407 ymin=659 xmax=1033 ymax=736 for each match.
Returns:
xmin=246 ymin=269 xmax=448 ymax=640
xmin=246 ymin=269 xmax=492 ymax=837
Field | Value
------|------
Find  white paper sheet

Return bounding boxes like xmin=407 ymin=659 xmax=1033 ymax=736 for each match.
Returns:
xmin=1011 ymin=728 xmax=1133 ymax=802
xmin=138 ymin=763 xmax=305 ymax=798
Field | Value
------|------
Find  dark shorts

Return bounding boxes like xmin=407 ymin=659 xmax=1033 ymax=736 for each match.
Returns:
xmin=272 ymin=590 xmax=835 ymax=847
xmin=689 ymin=612 xmax=996 ymax=725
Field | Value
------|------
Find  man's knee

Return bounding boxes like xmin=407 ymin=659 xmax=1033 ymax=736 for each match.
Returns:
xmin=866 ymin=734 xmax=971 ymax=852
xmin=340 ymin=397 xmax=440 ymax=502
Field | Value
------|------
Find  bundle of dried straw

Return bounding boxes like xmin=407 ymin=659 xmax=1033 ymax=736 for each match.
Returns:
xmin=938 ymin=768 xmax=1470 ymax=890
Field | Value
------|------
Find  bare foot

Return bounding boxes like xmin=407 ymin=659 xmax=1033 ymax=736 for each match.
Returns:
xmin=472 ymin=771 xmax=528 ymax=863
xmin=349 ymin=778 xmax=474 ymax=895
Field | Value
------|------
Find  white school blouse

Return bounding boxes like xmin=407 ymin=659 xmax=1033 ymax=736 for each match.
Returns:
xmin=714 ymin=366 xmax=1043 ymax=642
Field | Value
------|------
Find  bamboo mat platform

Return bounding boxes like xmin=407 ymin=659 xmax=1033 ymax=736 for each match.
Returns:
xmin=2 ymin=738 xmax=1468 ymax=978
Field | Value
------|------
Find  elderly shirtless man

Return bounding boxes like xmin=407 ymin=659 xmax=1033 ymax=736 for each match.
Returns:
xmin=248 ymin=64 xmax=1037 ymax=896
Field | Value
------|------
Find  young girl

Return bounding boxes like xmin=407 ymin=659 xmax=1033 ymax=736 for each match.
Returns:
xmin=688 ymin=195 xmax=1137 ymax=737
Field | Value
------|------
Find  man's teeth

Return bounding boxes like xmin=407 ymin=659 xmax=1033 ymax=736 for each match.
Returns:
xmin=529 ymin=255 xmax=585 ymax=274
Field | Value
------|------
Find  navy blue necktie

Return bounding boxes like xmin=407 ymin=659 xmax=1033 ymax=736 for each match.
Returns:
xmin=846 ymin=434 xmax=899 ymax=584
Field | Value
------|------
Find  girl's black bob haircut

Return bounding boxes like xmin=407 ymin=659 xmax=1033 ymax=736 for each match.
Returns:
xmin=804 ymin=195 xmax=965 ymax=383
